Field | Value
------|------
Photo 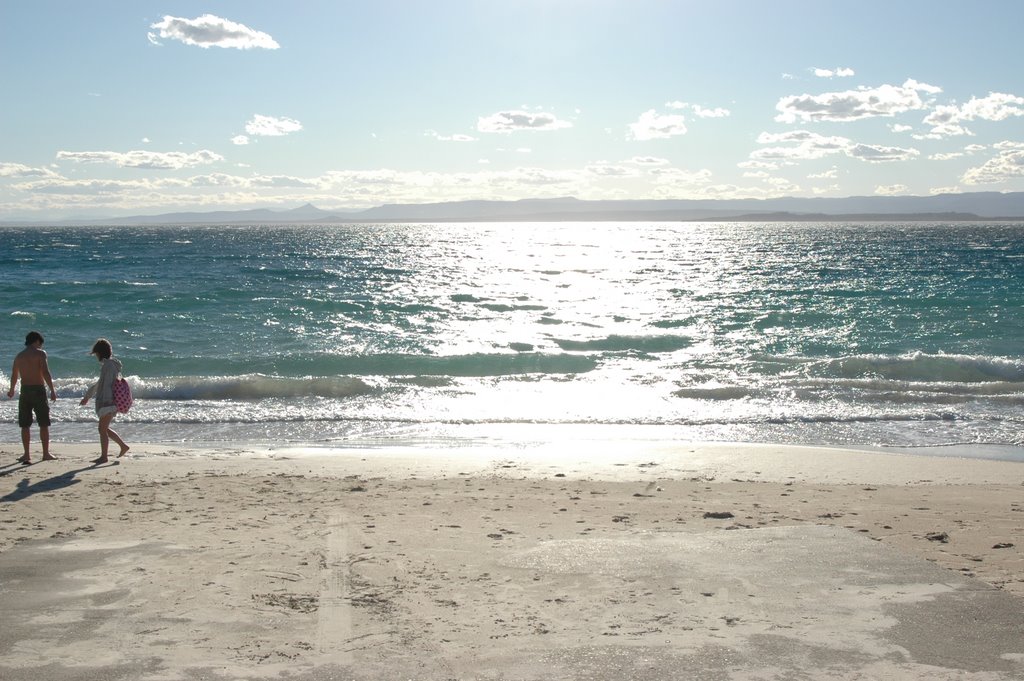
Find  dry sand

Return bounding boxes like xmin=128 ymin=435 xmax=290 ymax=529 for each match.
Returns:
xmin=0 ymin=440 xmax=1022 ymax=679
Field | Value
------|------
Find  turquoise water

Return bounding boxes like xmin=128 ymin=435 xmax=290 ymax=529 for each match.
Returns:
xmin=2 ymin=221 xmax=1023 ymax=458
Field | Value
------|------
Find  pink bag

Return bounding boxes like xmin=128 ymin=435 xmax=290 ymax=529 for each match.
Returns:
xmin=113 ymin=377 xmax=133 ymax=413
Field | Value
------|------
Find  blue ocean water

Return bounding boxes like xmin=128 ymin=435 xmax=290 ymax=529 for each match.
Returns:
xmin=2 ymin=221 xmax=1023 ymax=459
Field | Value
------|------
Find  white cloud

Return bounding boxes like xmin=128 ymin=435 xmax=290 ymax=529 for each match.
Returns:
xmin=56 ymin=149 xmax=223 ymax=170
xmin=663 ymin=102 xmax=730 ymax=118
xmin=0 ymin=162 xmax=60 ymax=179
xmin=477 ymin=110 xmax=572 ymax=133
xmin=647 ymin=167 xmax=713 ymax=185
xmin=752 ymin=130 xmax=853 ymax=160
xmin=961 ymin=92 xmax=1024 ymax=121
xmin=628 ymin=156 xmax=671 ymax=166
xmin=752 ymin=130 xmax=918 ymax=164
xmin=775 ymin=79 xmax=940 ymax=123
xmin=628 ymin=110 xmax=687 ymax=141
xmin=738 ymin=160 xmax=781 ymax=170
xmin=245 ymin=115 xmax=302 ymax=137
xmin=930 ymin=152 xmax=963 ymax=161
xmin=875 ymin=184 xmax=909 ymax=195
xmin=586 ymin=163 xmax=638 ymax=177
xmin=890 ymin=124 xmax=913 ymax=133
xmin=847 ymin=143 xmax=920 ymax=163
xmin=807 ymin=167 xmax=838 ymax=179
xmin=231 ymin=135 xmax=250 ymax=145
xmin=427 ymin=130 xmax=478 ymax=142
xmin=922 ymin=92 xmax=1024 ymax=137
xmin=813 ymin=67 xmax=855 ymax=78
xmin=148 ymin=14 xmax=279 ymax=50
xmin=692 ymin=105 xmax=731 ymax=119
xmin=962 ymin=149 xmax=1024 ymax=185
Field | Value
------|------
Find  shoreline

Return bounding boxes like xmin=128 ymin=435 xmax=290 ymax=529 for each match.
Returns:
xmin=1 ymin=439 xmax=1022 ymax=678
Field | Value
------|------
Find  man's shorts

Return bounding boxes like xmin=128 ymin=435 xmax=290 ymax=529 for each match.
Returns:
xmin=18 ymin=385 xmax=51 ymax=428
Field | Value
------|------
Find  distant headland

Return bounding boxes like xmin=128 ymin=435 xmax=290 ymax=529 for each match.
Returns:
xmin=5 ymin=192 xmax=1024 ymax=226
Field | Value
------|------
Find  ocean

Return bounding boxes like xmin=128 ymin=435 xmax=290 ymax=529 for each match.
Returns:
xmin=2 ymin=221 xmax=1024 ymax=461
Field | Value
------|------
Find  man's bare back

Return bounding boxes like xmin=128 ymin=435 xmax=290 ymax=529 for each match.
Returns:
xmin=10 ymin=345 xmax=53 ymax=390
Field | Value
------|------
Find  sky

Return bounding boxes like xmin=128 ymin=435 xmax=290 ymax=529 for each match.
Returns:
xmin=2 ymin=0 xmax=1024 ymax=219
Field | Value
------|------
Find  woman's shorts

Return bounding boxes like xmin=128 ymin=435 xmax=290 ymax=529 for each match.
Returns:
xmin=97 ymin=405 xmax=119 ymax=418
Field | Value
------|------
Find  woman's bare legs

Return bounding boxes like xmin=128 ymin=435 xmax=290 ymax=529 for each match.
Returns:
xmin=95 ymin=412 xmax=129 ymax=463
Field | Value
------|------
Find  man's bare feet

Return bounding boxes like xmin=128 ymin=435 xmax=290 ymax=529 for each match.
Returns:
xmin=116 ymin=446 xmax=130 ymax=458
xmin=17 ymin=455 xmax=31 ymax=465
xmin=42 ymin=454 xmax=58 ymax=461
xmin=93 ymin=456 xmax=109 ymax=464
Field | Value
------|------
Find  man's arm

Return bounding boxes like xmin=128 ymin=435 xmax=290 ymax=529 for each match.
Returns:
xmin=41 ymin=353 xmax=56 ymax=401
xmin=7 ymin=361 xmax=19 ymax=399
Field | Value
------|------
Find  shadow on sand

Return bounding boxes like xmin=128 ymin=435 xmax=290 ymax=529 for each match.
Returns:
xmin=0 ymin=460 xmax=119 ymax=503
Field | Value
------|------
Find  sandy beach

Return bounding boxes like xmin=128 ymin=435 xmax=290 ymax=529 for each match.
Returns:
xmin=1 ymin=440 xmax=1022 ymax=679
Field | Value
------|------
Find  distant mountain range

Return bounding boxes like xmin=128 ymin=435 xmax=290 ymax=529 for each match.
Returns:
xmin=6 ymin=192 xmax=1024 ymax=226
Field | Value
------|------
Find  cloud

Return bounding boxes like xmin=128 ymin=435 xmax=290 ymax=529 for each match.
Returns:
xmin=775 ymin=79 xmax=941 ymax=123
xmin=664 ymin=102 xmax=731 ymax=118
xmin=807 ymin=167 xmax=838 ymax=179
xmin=628 ymin=110 xmax=687 ymax=141
xmin=148 ymin=14 xmax=279 ymax=50
xmin=922 ymin=92 xmax=1024 ymax=137
xmin=427 ymin=130 xmax=478 ymax=142
xmin=847 ymin=143 xmax=920 ymax=163
xmin=628 ymin=156 xmax=671 ymax=166
xmin=231 ymin=135 xmax=251 ymax=145
xmin=15 ymin=178 xmax=173 ymax=195
xmin=56 ymin=150 xmax=223 ymax=169
xmin=875 ymin=184 xmax=909 ymax=195
xmin=752 ymin=130 xmax=853 ymax=160
xmin=245 ymin=115 xmax=302 ymax=137
xmin=477 ymin=110 xmax=572 ymax=133
xmin=961 ymin=148 xmax=1024 ymax=185
xmin=647 ymin=167 xmax=713 ymax=185
xmin=738 ymin=160 xmax=781 ymax=170
xmin=0 ymin=163 xmax=60 ymax=179
xmin=586 ymin=164 xmax=638 ymax=178
xmin=813 ymin=67 xmax=855 ymax=78
xmin=752 ymin=130 xmax=918 ymax=164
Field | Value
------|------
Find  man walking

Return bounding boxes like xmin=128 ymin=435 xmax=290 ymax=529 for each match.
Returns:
xmin=8 ymin=331 xmax=58 ymax=463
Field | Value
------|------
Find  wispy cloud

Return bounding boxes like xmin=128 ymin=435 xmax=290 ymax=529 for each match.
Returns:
xmin=813 ymin=67 xmax=855 ymax=78
xmin=665 ymin=101 xmax=731 ymax=118
xmin=245 ymin=115 xmax=303 ymax=137
xmin=148 ymin=14 xmax=279 ymax=50
xmin=875 ymin=184 xmax=909 ymax=195
xmin=628 ymin=110 xmax=687 ymax=141
xmin=56 ymin=150 xmax=224 ymax=170
xmin=752 ymin=130 xmax=919 ymax=163
xmin=847 ymin=144 xmax=920 ymax=163
xmin=427 ymin=130 xmax=478 ymax=142
xmin=477 ymin=111 xmax=572 ymax=133
xmin=775 ymin=79 xmax=941 ymax=123
xmin=0 ymin=163 xmax=60 ymax=179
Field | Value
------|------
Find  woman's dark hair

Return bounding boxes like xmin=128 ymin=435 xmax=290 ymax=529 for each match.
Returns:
xmin=91 ymin=338 xmax=112 ymax=360
xmin=25 ymin=331 xmax=44 ymax=346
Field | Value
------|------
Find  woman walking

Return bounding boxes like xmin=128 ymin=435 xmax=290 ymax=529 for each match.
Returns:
xmin=80 ymin=338 xmax=129 ymax=463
